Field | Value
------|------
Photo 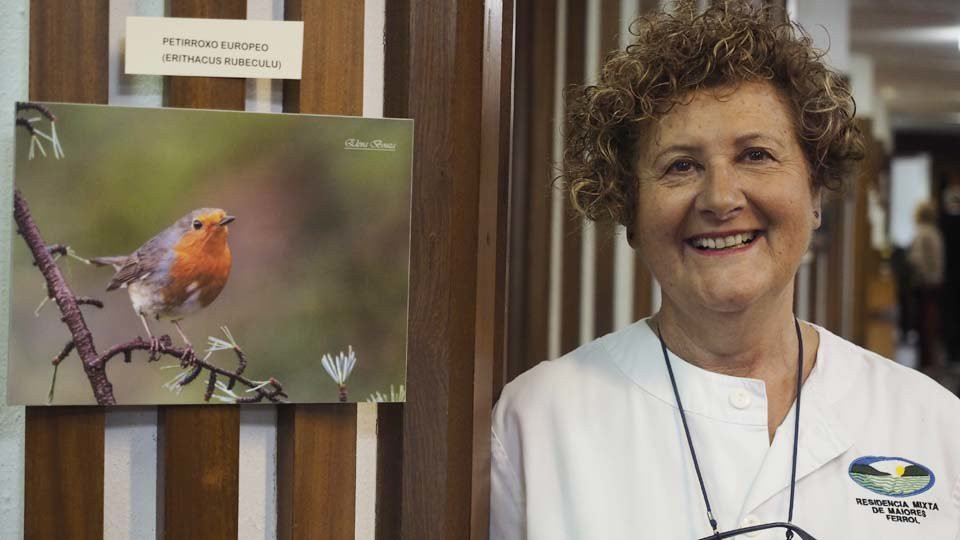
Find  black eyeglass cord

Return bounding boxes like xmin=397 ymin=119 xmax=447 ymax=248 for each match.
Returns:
xmin=657 ymin=318 xmax=804 ymax=540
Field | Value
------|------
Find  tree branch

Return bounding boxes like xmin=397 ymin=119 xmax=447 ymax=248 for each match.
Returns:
xmin=96 ymin=337 xmax=287 ymax=403
xmin=13 ymin=189 xmax=116 ymax=404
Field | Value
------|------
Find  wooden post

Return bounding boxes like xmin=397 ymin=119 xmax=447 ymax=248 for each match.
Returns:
xmin=391 ymin=0 xmax=510 ymax=537
xmin=25 ymin=1 xmax=108 ymax=538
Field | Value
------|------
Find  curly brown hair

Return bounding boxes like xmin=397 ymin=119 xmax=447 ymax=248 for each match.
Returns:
xmin=563 ymin=0 xmax=865 ymax=227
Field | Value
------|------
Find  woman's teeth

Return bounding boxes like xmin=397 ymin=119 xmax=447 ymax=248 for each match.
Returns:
xmin=691 ymin=232 xmax=756 ymax=250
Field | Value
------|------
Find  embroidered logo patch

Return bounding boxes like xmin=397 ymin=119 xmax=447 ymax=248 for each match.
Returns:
xmin=849 ymin=456 xmax=935 ymax=497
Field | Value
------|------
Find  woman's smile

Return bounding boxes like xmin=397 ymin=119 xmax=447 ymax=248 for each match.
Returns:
xmin=685 ymin=229 xmax=762 ymax=256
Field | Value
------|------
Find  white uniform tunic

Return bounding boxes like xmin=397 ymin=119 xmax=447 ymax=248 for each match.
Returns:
xmin=491 ymin=320 xmax=960 ymax=539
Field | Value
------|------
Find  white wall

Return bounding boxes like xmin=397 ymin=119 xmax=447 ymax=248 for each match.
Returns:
xmin=0 ymin=1 xmax=29 ymax=537
xmin=890 ymin=154 xmax=933 ymax=249
xmin=789 ymin=0 xmax=850 ymax=73
xmin=0 ymin=1 xmax=384 ymax=538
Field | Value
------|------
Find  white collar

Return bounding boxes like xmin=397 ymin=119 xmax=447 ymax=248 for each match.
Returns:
xmin=600 ymin=318 xmax=856 ymax=510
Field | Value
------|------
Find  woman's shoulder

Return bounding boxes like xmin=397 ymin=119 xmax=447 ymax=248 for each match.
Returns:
xmin=492 ymin=322 xmax=649 ymax=433
xmin=813 ymin=324 xmax=960 ymax=411
xmin=496 ymin=335 xmax=616 ymax=412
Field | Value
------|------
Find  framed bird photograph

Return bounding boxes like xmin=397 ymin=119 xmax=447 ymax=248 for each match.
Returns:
xmin=8 ymin=102 xmax=412 ymax=406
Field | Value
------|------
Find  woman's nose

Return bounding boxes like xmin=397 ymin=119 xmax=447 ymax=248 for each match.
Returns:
xmin=695 ymin=164 xmax=745 ymax=221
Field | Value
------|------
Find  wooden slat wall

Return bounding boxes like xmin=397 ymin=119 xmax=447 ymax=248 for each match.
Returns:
xmin=277 ymin=2 xmax=364 ymax=538
xmin=25 ymin=1 xmax=108 ymax=538
xmin=158 ymin=3 xmax=245 ymax=539
xmin=18 ymin=2 xmax=518 ymax=539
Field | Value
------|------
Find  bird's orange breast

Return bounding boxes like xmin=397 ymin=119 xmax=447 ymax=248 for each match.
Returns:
xmin=166 ymin=231 xmax=232 ymax=309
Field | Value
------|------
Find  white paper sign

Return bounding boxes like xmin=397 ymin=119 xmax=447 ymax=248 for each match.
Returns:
xmin=125 ymin=17 xmax=304 ymax=79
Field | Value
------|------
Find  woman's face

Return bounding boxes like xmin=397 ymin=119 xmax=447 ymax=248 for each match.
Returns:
xmin=632 ymin=81 xmax=820 ymax=316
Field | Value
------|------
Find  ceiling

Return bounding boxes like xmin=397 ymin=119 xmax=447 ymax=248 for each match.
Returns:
xmin=850 ymin=0 xmax=960 ymax=129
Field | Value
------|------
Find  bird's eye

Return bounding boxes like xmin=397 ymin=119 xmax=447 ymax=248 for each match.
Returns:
xmin=192 ymin=220 xmax=203 ymax=230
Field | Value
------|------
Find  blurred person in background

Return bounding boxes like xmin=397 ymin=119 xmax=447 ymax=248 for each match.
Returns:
xmin=941 ymin=175 xmax=960 ymax=365
xmin=907 ymin=200 xmax=945 ymax=369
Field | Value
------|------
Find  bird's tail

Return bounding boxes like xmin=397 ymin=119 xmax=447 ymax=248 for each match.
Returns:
xmin=90 ymin=256 xmax=127 ymax=270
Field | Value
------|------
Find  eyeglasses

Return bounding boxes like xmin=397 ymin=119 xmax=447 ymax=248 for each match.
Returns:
xmin=697 ymin=521 xmax=818 ymax=540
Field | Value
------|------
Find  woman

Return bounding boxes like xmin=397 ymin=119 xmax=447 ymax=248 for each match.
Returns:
xmin=490 ymin=2 xmax=960 ymax=539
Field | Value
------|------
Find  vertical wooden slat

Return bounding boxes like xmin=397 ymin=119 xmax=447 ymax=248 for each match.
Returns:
xmin=633 ymin=259 xmax=654 ymax=319
xmin=277 ymin=406 xmax=357 ymax=539
xmin=374 ymin=403 xmax=403 ymax=539
xmin=807 ymin=246 xmax=820 ymax=325
xmin=383 ymin=0 xmax=410 ymax=120
xmin=283 ymin=0 xmax=363 ymax=116
xmin=852 ymin=121 xmax=880 ymax=346
xmin=826 ymin=197 xmax=845 ymax=334
xmin=560 ymin=0 xmax=584 ymax=354
xmin=629 ymin=0 xmax=664 ymax=324
xmin=396 ymin=0 xmax=500 ymax=536
xmin=592 ymin=0 xmax=621 ymax=338
xmin=593 ymin=223 xmax=615 ymax=336
xmin=25 ymin=1 xmax=108 ymax=538
xmin=379 ymin=1 xmax=410 ymax=535
xmin=159 ymin=406 xmax=240 ymax=539
xmin=528 ymin=0 xmax=557 ymax=365
xmin=506 ymin=0 xmax=556 ymax=376
xmin=277 ymin=2 xmax=364 ymax=539
xmin=473 ymin=0 xmax=514 ymax=535
xmin=25 ymin=408 xmax=104 ymax=539
xmin=505 ymin=1 xmax=532 ymax=389
xmin=159 ymin=3 xmax=244 ymax=540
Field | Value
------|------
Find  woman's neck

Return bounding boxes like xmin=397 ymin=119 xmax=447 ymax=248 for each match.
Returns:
xmin=652 ymin=289 xmax=801 ymax=380
xmin=651 ymin=286 xmax=819 ymax=440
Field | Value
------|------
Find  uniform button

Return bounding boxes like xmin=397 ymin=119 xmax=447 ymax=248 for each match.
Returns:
xmin=741 ymin=514 xmax=762 ymax=537
xmin=729 ymin=389 xmax=751 ymax=409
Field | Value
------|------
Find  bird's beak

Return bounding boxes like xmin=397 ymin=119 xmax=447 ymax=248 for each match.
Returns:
xmin=218 ymin=216 xmax=236 ymax=226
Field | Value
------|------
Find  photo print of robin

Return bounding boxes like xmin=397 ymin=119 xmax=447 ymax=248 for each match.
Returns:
xmin=8 ymin=102 xmax=413 ymax=406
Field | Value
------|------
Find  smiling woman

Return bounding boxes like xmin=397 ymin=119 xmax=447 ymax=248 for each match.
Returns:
xmin=490 ymin=1 xmax=960 ymax=539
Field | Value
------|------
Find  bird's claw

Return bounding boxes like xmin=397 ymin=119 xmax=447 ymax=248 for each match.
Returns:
xmin=180 ymin=346 xmax=197 ymax=367
xmin=147 ymin=336 xmax=161 ymax=362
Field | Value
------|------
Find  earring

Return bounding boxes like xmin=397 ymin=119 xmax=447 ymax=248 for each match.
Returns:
xmin=813 ymin=210 xmax=820 ymax=219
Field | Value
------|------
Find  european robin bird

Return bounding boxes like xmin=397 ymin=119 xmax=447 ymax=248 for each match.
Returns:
xmin=92 ymin=208 xmax=235 ymax=359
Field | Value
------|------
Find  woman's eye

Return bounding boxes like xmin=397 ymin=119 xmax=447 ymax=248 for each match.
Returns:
xmin=745 ymin=149 xmax=771 ymax=162
xmin=667 ymin=159 xmax=696 ymax=174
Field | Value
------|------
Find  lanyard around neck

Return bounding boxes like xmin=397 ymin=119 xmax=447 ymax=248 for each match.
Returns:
xmin=656 ymin=318 xmax=804 ymax=539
